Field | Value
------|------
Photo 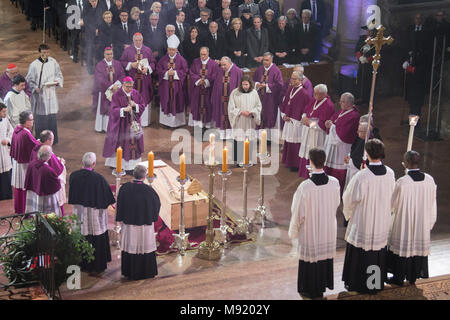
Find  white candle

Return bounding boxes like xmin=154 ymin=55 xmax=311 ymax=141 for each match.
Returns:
xmin=407 ymin=116 xmax=419 ymax=151
xmin=209 ymin=142 xmax=215 ymax=165
xmin=260 ymin=130 xmax=267 ymax=155
xmin=209 ymin=133 xmax=215 ymax=144
xmin=309 ymin=122 xmax=317 ymax=149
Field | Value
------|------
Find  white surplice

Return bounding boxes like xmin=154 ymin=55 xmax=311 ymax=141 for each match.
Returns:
xmin=228 ymin=88 xmax=261 ymax=141
xmin=4 ymin=90 xmax=31 ymax=128
xmin=343 ymin=165 xmax=396 ymax=251
xmin=0 ymin=118 xmax=13 ymax=174
xmin=26 ymin=57 xmax=64 ymax=115
xmin=324 ymin=124 xmax=351 ymax=170
xmin=288 ymin=175 xmax=341 ymax=262
xmin=388 ymin=172 xmax=437 ymax=257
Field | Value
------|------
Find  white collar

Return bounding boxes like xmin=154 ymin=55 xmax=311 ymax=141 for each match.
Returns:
xmin=104 ymin=59 xmax=113 ymax=66
xmin=122 ymin=22 xmax=127 ymax=25
xmin=311 ymin=170 xmax=325 ymax=174
xmin=226 ymin=64 xmax=233 ymax=73
xmin=369 ymin=161 xmax=382 ymax=166
xmin=264 ymin=63 xmax=273 ymax=71
xmin=135 ymin=46 xmax=142 ymax=51
xmin=407 ymin=168 xmax=420 ymax=172
xmin=169 ymin=53 xmax=177 ymax=59
xmin=201 ymin=57 xmax=210 ymax=64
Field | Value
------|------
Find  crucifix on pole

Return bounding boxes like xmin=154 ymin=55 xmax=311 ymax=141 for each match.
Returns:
xmin=363 ymin=25 xmax=394 ymax=162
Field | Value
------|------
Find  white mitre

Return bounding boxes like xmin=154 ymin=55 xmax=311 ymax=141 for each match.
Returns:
xmin=167 ymin=34 xmax=180 ymax=49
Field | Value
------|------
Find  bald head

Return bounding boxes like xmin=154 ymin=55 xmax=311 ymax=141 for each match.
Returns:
xmin=38 ymin=145 xmax=53 ymax=162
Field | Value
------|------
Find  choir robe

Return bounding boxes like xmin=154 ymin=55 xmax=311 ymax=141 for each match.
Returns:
xmin=323 ymin=107 xmax=359 ymax=192
xmin=228 ymin=88 xmax=261 ymax=163
xmin=211 ymin=63 xmax=243 ymax=140
xmin=253 ymin=63 xmax=283 ymax=140
xmin=387 ymin=170 xmax=437 ymax=285
xmin=0 ymin=117 xmax=13 ymax=200
xmin=0 ymin=72 xmax=31 ymax=99
xmin=289 ymin=172 xmax=341 ymax=299
xmin=188 ymin=57 xmax=220 ymax=128
xmin=69 ymin=168 xmax=116 ymax=273
xmin=24 ymin=159 xmax=62 ymax=216
xmin=10 ymin=126 xmax=40 ymax=213
xmin=4 ymin=89 xmax=32 ymax=128
xmin=30 ymin=143 xmax=66 ymax=212
xmin=298 ymin=96 xmax=335 ymax=178
xmin=156 ymin=53 xmax=189 ymax=128
xmin=282 ymin=76 xmax=314 ymax=98
xmin=103 ymin=88 xmax=146 ymax=171
xmin=116 ymin=180 xmax=161 ymax=280
xmin=92 ymin=59 xmax=126 ymax=132
xmin=280 ymin=85 xmax=312 ymax=169
xmin=342 ymin=163 xmax=395 ymax=293
xmin=120 ymin=45 xmax=156 ymax=127
xmin=26 ymin=57 xmax=64 ymax=144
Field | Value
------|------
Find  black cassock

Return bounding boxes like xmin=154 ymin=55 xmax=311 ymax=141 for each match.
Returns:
xmin=116 ymin=181 xmax=161 ymax=280
xmin=69 ymin=169 xmax=116 ymax=273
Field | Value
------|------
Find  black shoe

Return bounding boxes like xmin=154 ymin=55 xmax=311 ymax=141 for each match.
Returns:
xmin=387 ymin=277 xmax=403 ymax=286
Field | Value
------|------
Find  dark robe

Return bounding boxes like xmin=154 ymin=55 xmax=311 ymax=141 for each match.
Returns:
xmin=24 ymin=159 xmax=61 ymax=196
xmin=182 ymin=38 xmax=202 ymax=66
xmin=116 ymin=181 xmax=161 ymax=280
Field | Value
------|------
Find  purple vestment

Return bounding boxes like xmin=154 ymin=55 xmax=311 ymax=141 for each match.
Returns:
xmin=211 ymin=64 xmax=243 ymax=130
xmin=0 ymin=72 xmax=31 ymax=99
xmin=283 ymin=76 xmax=313 ymax=98
xmin=327 ymin=107 xmax=360 ymax=144
xmin=156 ymin=53 xmax=189 ymax=116
xmin=10 ymin=126 xmax=39 ymax=163
xmin=253 ymin=64 xmax=283 ymax=129
xmin=103 ymin=89 xmax=146 ymax=161
xmin=120 ymin=46 xmax=156 ymax=105
xmin=92 ymin=59 xmax=125 ymax=115
xmin=24 ymin=159 xmax=61 ymax=196
xmin=30 ymin=143 xmax=64 ymax=176
xmin=189 ymin=58 xmax=220 ymax=123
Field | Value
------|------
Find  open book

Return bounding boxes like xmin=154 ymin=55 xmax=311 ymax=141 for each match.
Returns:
xmin=105 ymin=80 xmax=122 ymax=102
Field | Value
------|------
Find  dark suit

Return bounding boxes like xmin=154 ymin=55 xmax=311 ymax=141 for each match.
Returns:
xmin=201 ymin=33 xmax=226 ymax=60
xmin=300 ymin=0 xmax=326 ymax=28
xmin=167 ymin=7 xmax=194 ymax=25
xmin=98 ymin=0 xmax=115 ymax=11
xmin=111 ymin=5 xmax=127 ymax=25
xmin=97 ymin=21 xmax=114 ymax=57
xmin=258 ymin=0 xmax=280 ymax=20
xmin=112 ymin=22 xmax=132 ymax=59
xmin=175 ymin=22 xmax=190 ymax=42
xmin=194 ymin=19 xmax=212 ymax=38
xmin=83 ymin=2 xmax=103 ymax=72
xmin=216 ymin=17 xmax=232 ymax=34
xmin=213 ymin=5 xmax=238 ymax=21
xmin=68 ymin=0 xmax=88 ymax=62
xmin=270 ymin=26 xmax=294 ymax=64
xmin=143 ymin=26 xmax=166 ymax=60
xmin=226 ymin=29 xmax=247 ymax=67
xmin=245 ymin=27 xmax=269 ymax=68
xmin=294 ymin=22 xmax=318 ymax=62
xmin=129 ymin=18 xmax=146 ymax=36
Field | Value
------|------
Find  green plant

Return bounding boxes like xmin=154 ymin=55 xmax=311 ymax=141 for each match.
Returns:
xmin=0 ymin=214 xmax=95 ymax=288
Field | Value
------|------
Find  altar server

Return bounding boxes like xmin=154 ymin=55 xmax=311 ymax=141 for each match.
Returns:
xmin=289 ymin=148 xmax=340 ymax=299
xmin=0 ymin=103 xmax=13 ymax=200
xmin=387 ymin=151 xmax=437 ymax=285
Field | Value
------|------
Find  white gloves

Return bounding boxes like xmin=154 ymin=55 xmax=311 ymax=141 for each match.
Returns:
xmin=359 ymin=56 xmax=368 ymax=64
xmin=402 ymin=61 xmax=409 ymax=70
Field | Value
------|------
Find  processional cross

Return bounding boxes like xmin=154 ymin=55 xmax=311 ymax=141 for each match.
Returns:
xmin=363 ymin=25 xmax=394 ymax=161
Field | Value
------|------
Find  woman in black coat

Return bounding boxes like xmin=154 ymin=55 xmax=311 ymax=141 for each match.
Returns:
xmin=182 ymin=26 xmax=202 ymax=66
xmin=97 ymin=11 xmax=114 ymax=61
xmin=226 ymin=18 xmax=247 ymax=68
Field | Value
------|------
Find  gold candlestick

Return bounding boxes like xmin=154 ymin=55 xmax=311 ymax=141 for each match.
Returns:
xmin=171 ymin=176 xmax=191 ymax=256
xmin=217 ymin=168 xmax=232 ymax=248
xmin=198 ymin=164 xmax=221 ymax=260
xmin=237 ymin=162 xmax=253 ymax=235
xmin=253 ymin=153 xmax=270 ymax=229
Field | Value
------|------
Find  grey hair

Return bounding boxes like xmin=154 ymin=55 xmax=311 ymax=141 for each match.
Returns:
xmin=200 ymin=46 xmax=210 ymax=53
xmin=150 ymin=12 xmax=159 ymax=18
xmin=286 ymin=9 xmax=297 ymax=15
xmin=291 ymin=71 xmax=304 ymax=80
xmin=200 ymin=8 xmax=211 ymax=15
xmin=302 ymin=9 xmax=312 ymax=16
xmin=278 ymin=15 xmax=287 ymax=22
xmin=265 ymin=9 xmax=274 ymax=15
xmin=133 ymin=164 xmax=147 ymax=180
xmin=82 ymin=152 xmax=96 ymax=168
xmin=221 ymin=56 xmax=232 ymax=63
xmin=293 ymin=64 xmax=305 ymax=74
xmin=341 ymin=92 xmax=355 ymax=105
xmin=360 ymin=114 xmax=374 ymax=129
xmin=263 ymin=52 xmax=273 ymax=58
xmin=19 ymin=110 xmax=33 ymax=125
xmin=314 ymin=84 xmax=328 ymax=94
xmin=166 ymin=24 xmax=175 ymax=31
xmin=38 ymin=145 xmax=52 ymax=162
xmin=223 ymin=8 xmax=231 ymax=14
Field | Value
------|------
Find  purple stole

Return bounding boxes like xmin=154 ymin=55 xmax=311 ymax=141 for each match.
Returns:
xmin=135 ymin=49 xmax=143 ymax=92
xmin=168 ymin=58 xmax=175 ymax=109
xmin=222 ymin=71 xmax=230 ymax=129
xmin=199 ymin=63 xmax=207 ymax=119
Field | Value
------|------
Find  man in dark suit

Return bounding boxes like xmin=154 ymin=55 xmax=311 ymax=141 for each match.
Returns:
xmin=161 ymin=0 xmax=176 ymax=14
xmin=68 ymin=0 xmax=87 ymax=63
xmin=54 ymin=0 xmax=69 ymax=51
xmin=216 ymin=8 xmax=233 ymax=33
xmin=194 ymin=8 xmax=212 ymax=37
xmin=84 ymin=0 xmax=104 ymax=74
xmin=98 ymin=0 xmax=115 ymax=11
xmin=300 ymin=0 xmax=326 ymax=29
xmin=167 ymin=0 xmax=193 ymax=24
xmin=246 ymin=15 xmax=269 ymax=67
xmin=202 ymin=21 xmax=226 ymax=60
xmin=258 ymin=0 xmax=280 ymax=20
xmin=238 ymin=0 xmax=259 ymax=17
xmin=112 ymin=9 xmax=132 ymax=59
xmin=111 ymin=0 xmax=126 ymax=24
xmin=294 ymin=9 xmax=318 ymax=62
xmin=213 ymin=0 xmax=237 ymax=20
xmin=270 ymin=15 xmax=294 ymax=65
xmin=192 ymin=0 xmax=208 ymax=22
xmin=143 ymin=13 xmax=166 ymax=60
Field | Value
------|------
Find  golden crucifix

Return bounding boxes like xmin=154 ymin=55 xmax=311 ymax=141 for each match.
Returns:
xmin=363 ymin=25 xmax=394 ymax=157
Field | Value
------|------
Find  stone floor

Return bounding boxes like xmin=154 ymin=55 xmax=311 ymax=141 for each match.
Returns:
xmin=0 ymin=0 xmax=449 ymax=300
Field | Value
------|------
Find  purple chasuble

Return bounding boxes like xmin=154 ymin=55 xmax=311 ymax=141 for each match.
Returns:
xmin=253 ymin=64 xmax=283 ymax=129
xmin=92 ymin=59 xmax=125 ymax=115
xmin=10 ymin=126 xmax=40 ymax=163
xmin=279 ymin=85 xmax=312 ymax=121
xmin=120 ymin=45 xmax=156 ymax=105
xmin=24 ymin=159 xmax=61 ymax=196
xmin=283 ymin=76 xmax=313 ymax=98
xmin=211 ymin=64 xmax=243 ymax=130
xmin=156 ymin=53 xmax=189 ymax=116
xmin=103 ymin=89 xmax=146 ymax=161
xmin=189 ymin=58 xmax=220 ymax=123
xmin=328 ymin=107 xmax=360 ymax=144
xmin=302 ymin=96 xmax=335 ymax=132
